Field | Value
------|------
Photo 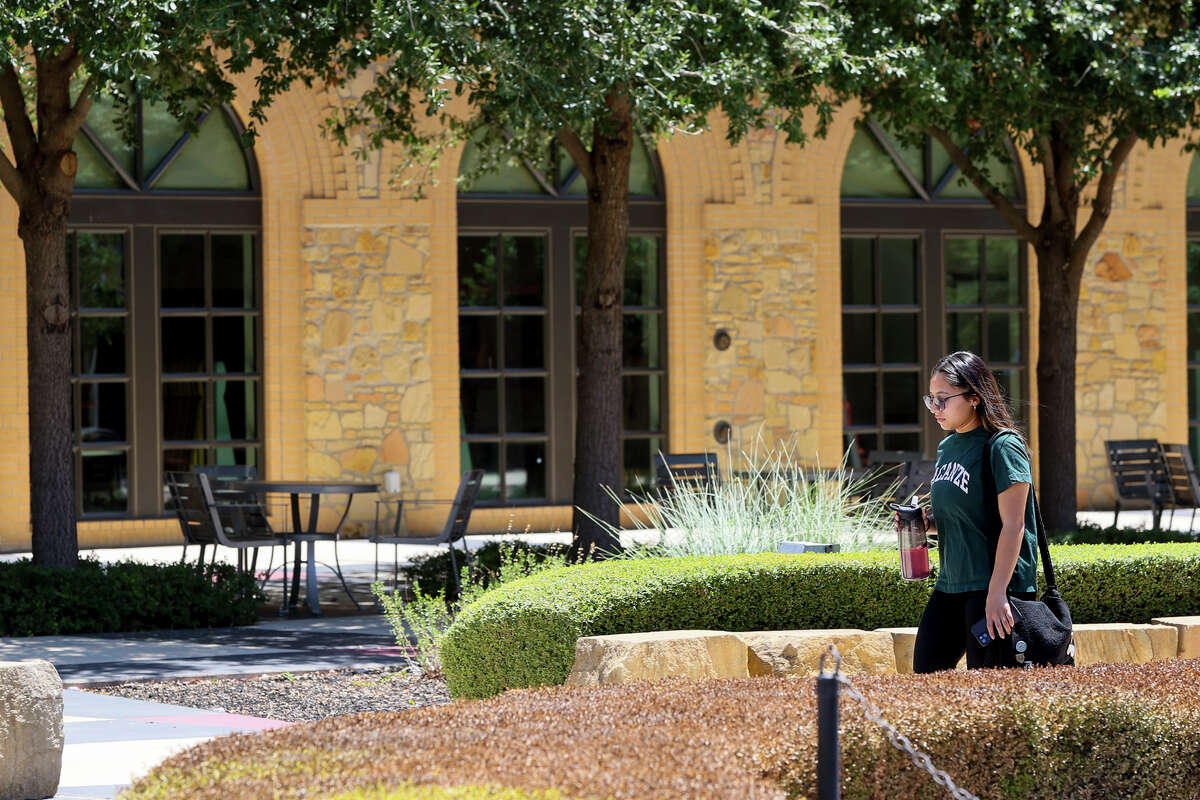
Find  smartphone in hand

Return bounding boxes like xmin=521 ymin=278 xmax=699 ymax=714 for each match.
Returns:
xmin=970 ymin=617 xmax=992 ymax=647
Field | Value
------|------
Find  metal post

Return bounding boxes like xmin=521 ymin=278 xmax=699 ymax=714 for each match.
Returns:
xmin=817 ymin=646 xmax=842 ymax=800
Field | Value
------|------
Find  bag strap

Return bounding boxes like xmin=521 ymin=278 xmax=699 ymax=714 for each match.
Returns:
xmin=981 ymin=429 xmax=1058 ymax=591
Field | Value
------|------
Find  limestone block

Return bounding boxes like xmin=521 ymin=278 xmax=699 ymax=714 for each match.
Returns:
xmin=739 ymin=630 xmax=897 ymax=677
xmin=408 ymin=443 xmax=435 ymax=481
xmin=382 ymin=355 xmax=411 ymax=385
xmin=321 ymin=311 xmax=353 ymax=350
xmin=1096 ymin=252 xmax=1133 ymax=281
xmin=307 ymin=451 xmax=342 ymax=480
xmin=381 ymin=429 xmax=409 ymax=464
xmin=356 ymin=232 xmax=387 ymax=254
xmin=1071 ymin=623 xmax=1178 ymax=666
xmin=1150 ymin=617 xmax=1200 ymax=658
xmin=306 ymin=410 xmax=342 ymax=440
xmin=0 ymin=660 xmax=63 ymax=800
xmin=384 ymin=239 xmax=423 ymax=274
xmin=875 ymin=628 xmax=965 ymax=673
xmin=339 ymin=448 xmax=377 ymax=474
xmin=349 ymin=346 xmax=380 ymax=372
xmin=717 ymin=284 xmax=751 ymax=315
xmin=875 ymin=628 xmax=918 ymax=674
xmin=400 ymin=384 xmax=432 ymax=424
xmin=364 ymin=404 xmax=389 ymax=430
xmin=405 ymin=294 xmax=432 ymax=321
xmin=371 ymin=302 xmax=404 ymax=334
xmin=565 ymin=630 xmax=749 ymax=686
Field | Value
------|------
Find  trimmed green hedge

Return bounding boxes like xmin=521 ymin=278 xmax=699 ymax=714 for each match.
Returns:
xmin=0 ymin=558 xmax=263 ymax=635
xmin=440 ymin=544 xmax=1200 ymax=698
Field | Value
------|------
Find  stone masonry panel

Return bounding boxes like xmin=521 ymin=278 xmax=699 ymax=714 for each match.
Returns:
xmin=703 ymin=226 xmax=820 ymax=458
xmin=1076 ymin=229 xmax=1169 ymax=509
xmin=301 ymin=225 xmax=434 ymax=533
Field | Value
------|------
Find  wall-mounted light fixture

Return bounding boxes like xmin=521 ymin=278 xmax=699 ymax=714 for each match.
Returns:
xmin=713 ymin=420 xmax=732 ymax=444
xmin=713 ymin=328 xmax=732 ymax=351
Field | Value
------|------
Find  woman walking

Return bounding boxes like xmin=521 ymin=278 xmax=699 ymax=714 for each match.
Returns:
xmin=909 ymin=350 xmax=1039 ymax=672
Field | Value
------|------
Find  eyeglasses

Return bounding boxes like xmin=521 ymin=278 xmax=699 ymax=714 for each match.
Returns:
xmin=923 ymin=391 xmax=970 ymax=412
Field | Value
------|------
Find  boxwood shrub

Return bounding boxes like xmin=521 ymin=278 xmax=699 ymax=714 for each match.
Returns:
xmin=440 ymin=544 xmax=1200 ymax=698
xmin=0 ymin=558 xmax=263 ymax=635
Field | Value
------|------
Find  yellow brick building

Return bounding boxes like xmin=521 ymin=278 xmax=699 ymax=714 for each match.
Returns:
xmin=0 ymin=81 xmax=1194 ymax=550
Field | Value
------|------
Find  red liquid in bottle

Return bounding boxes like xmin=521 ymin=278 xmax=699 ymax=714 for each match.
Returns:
xmin=899 ymin=547 xmax=930 ymax=580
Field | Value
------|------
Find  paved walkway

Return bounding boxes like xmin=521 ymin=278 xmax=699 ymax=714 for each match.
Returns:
xmin=3 ymin=614 xmax=403 ymax=800
xmin=2 ymin=534 xmax=578 ymax=800
xmin=1 ymin=513 xmax=1190 ymax=799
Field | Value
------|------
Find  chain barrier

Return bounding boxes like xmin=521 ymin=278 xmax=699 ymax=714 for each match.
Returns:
xmin=819 ymin=645 xmax=979 ymax=800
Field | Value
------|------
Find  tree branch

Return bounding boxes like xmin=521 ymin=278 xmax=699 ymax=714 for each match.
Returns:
xmin=49 ymin=40 xmax=77 ymax=69
xmin=0 ymin=61 xmax=37 ymax=168
xmin=928 ymin=124 xmax=1038 ymax=244
xmin=63 ymin=75 xmax=96 ymax=137
xmin=1072 ymin=133 xmax=1139 ymax=275
xmin=1036 ymin=135 xmax=1065 ymax=225
xmin=557 ymin=127 xmax=595 ymax=187
xmin=0 ymin=149 xmax=27 ymax=205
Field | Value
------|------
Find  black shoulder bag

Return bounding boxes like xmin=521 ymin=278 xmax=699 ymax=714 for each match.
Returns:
xmin=981 ymin=430 xmax=1075 ymax=668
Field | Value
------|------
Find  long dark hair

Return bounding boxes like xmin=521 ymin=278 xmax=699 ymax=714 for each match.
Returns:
xmin=931 ymin=351 xmax=1026 ymax=448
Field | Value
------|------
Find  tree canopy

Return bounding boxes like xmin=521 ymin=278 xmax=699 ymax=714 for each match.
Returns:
xmin=1 ymin=0 xmax=441 ymax=565
xmin=829 ymin=0 xmax=1200 ymax=529
xmin=333 ymin=0 xmax=850 ymax=556
xmin=334 ymin=0 xmax=844 ymax=180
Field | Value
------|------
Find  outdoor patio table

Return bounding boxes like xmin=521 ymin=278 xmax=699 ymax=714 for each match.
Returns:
xmin=233 ymin=479 xmax=379 ymax=616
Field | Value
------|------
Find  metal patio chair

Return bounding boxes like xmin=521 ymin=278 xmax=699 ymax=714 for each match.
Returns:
xmin=1159 ymin=443 xmax=1200 ymax=535
xmin=164 ymin=470 xmax=290 ymax=603
xmin=372 ymin=469 xmax=485 ymax=597
xmin=654 ymin=452 xmax=721 ymax=502
xmin=1104 ymin=439 xmax=1173 ymax=529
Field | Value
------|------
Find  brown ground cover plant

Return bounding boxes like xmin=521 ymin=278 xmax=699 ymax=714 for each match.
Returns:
xmin=122 ymin=659 xmax=1200 ymax=800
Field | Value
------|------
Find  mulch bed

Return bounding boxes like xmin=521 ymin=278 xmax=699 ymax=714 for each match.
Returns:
xmin=85 ymin=666 xmax=451 ymax=722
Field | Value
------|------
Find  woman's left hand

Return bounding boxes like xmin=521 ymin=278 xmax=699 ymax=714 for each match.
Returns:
xmin=985 ymin=589 xmax=1014 ymax=641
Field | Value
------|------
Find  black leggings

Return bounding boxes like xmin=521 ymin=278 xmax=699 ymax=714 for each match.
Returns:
xmin=913 ymin=589 xmax=1038 ymax=673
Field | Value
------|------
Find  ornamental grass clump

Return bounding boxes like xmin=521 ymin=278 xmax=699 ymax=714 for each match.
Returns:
xmin=122 ymin=658 xmax=1200 ymax=800
xmin=373 ymin=542 xmax=568 ymax=678
xmin=597 ymin=438 xmax=896 ymax=558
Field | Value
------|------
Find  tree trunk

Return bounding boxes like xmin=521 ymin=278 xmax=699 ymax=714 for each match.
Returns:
xmin=1034 ymin=242 xmax=1081 ymax=533
xmin=20 ymin=180 xmax=78 ymax=566
xmin=571 ymin=106 xmax=634 ymax=561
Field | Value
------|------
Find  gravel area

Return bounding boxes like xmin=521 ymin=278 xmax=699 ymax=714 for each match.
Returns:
xmin=85 ymin=666 xmax=452 ymax=722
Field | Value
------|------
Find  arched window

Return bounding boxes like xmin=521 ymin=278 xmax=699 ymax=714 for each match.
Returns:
xmin=70 ymin=95 xmax=261 ymax=518
xmin=457 ymin=136 xmax=665 ymax=504
xmin=1185 ymin=154 xmax=1200 ymax=461
xmin=841 ymin=120 xmax=1027 ymax=465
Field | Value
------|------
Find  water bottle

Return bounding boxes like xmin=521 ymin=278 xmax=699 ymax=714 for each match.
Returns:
xmin=888 ymin=495 xmax=930 ymax=580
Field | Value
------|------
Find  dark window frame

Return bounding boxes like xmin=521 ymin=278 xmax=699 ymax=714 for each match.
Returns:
xmin=840 ymin=204 xmax=1028 ymax=457
xmin=457 ymin=194 xmax=667 ymax=505
xmin=69 ymin=103 xmax=262 ymax=519
xmin=1185 ymin=213 xmax=1200 ymax=464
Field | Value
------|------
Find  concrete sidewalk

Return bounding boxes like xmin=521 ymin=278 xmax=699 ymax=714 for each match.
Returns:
xmin=58 ymin=690 xmax=294 ymax=800
xmin=2 ymin=614 xmax=407 ymax=799
xmin=0 ymin=615 xmax=404 ymax=686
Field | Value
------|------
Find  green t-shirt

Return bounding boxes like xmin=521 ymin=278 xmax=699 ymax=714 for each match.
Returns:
xmin=929 ymin=427 xmax=1039 ymax=594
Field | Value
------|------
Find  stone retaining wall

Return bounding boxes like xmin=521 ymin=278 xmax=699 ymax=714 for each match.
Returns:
xmin=566 ymin=617 xmax=1200 ymax=685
